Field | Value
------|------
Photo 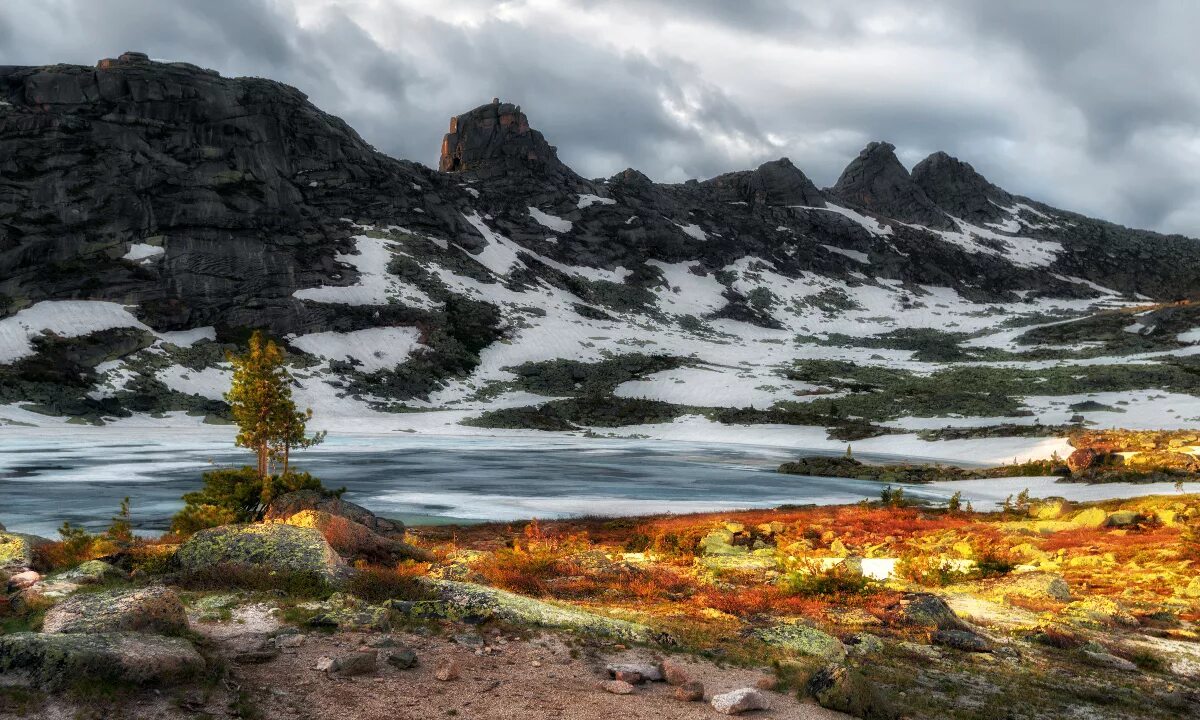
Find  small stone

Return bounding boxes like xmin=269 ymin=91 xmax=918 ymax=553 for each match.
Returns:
xmin=661 ymin=658 xmax=690 ymax=685
xmin=711 ymin=688 xmax=770 ymax=715
xmin=435 ymin=658 xmax=460 ymax=681
xmin=7 ymin=570 xmax=40 ymax=590
xmin=606 ymin=662 xmax=663 ymax=682
xmin=1082 ymin=650 xmax=1138 ymax=671
xmin=600 ymin=680 xmax=635 ymax=695
xmin=932 ymin=630 xmax=992 ymax=653
xmin=367 ymin=634 xmax=399 ymax=648
xmin=385 ymin=648 xmax=418 ymax=670
xmin=614 ymin=670 xmax=643 ymax=684
xmin=277 ymin=634 xmax=305 ymax=649
xmin=674 ymin=681 xmax=704 ymax=702
xmin=329 ymin=649 xmax=377 ymax=677
xmin=531 ymin=660 xmax=543 ymax=668
xmin=314 ymin=656 xmax=335 ymax=672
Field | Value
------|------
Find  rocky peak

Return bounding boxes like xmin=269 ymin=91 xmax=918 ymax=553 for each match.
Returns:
xmin=704 ymin=157 xmax=825 ymax=208
xmin=96 ymin=51 xmax=153 ymax=69
xmin=831 ymin=141 xmax=951 ymax=229
xmin=911 ymin=151 xmax=1013 ymax=225
xmin=439 ymin=99 xmax=571 ymax=182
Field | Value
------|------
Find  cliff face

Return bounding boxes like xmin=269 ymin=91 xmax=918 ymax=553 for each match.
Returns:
xmin=2 ymin=52 xmax=1200 ymax=427
xmin=0 ymin=51 xmax=464 ymax=333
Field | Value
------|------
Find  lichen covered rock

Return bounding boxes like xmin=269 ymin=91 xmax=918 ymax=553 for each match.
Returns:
xmin=175 ymin=523 xmax=345 ymax=582
xmin=422 ymin=580 xmax=673 ymax=646
xmin=891 ymin=592 xmax=969 ymax=631
xmin=278 ymin=509 xmax=428 ymax=564
xmin=54 ymin=559 xmax=126 ymax=586
xmin=807 ymin=663 xmax=899 ymax=720
xmin=308 ymin=592 xmax=392 ymax=632
xmin=0 ymin=632 xmax=204 ymax=689
xmin=42 ymin=585 xmax=188 ymax=635
xmin=264 ymin=490 xmax=405 ymax=539
xmin=998 ymin=572 xmax=1072 ymax=602
xmin=754 ymin=623 xmax=846 ymax=661
xmin=0 ymin=532 xmax=35 ymax=569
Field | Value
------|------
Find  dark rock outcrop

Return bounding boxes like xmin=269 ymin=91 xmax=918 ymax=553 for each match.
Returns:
xmin=831 ymin=141 xmax=951 ymax=229
xmin=439 ymin=99 xmax=572 ymax=182
xmin=704 ymin=158 xmax=825 ymax=208
xmin=911 ymin=151 xmax=1013 ymax=224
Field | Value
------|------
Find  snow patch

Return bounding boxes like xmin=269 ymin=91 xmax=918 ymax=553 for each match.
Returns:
xmin=797 ymin=203 xmax=893 ymax=236
xmin=0 ymin=301 xmax=152 ymax=365
xmin=528 ymin=207 xmax=573 ymax=233
xmin=820 ymin=244 xmax=870 ymax=264
xmin=675 ymin=222 xmax=707 ymax=242
xmin=576 ymin=194 xmax=616 ymax=209
xmin=289 ymin=326 xmax=424 ymax=373
xmin=293 ymin=233 xmax=438 ymax=309
xmin=122 ymin=243 xmax=164 ymax=262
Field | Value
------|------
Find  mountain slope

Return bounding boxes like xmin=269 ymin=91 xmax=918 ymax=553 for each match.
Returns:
xmin=2 ymin=52 xmax=1199 ymax=459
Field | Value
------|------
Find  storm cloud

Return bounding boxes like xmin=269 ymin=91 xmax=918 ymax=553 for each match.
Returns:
xmin=2 ymin=0 xmax=1197 ymax=235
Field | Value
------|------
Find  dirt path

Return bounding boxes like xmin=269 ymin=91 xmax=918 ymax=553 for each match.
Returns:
xmin=229 ymin=628 xmax=851 ymax=720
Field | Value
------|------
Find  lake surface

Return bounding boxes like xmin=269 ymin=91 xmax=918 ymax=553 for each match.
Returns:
xmin=2 ymin=429 xmax=1197 ymax=537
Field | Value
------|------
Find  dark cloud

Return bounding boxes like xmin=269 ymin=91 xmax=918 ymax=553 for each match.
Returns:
xmin=0 ymin=0 xmax=1196 ymax=235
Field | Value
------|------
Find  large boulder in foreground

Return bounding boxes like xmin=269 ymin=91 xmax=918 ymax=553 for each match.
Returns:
xmin=176 ymin=523 xmax=345 ymax=582
xmin=807 ymin=663 xmax=899 ymax=720
xmin=42 ymin=585 xmax=188 ymax=635
xmin=264 ymin=490 xmax=405 ymax=539
xmin=412 ymin=580 xmax=673 ymax=646
xmin=278 ymin=509 xmax=429 ymax=564
xmin=0 ymin=632 xmax=204 ymax=689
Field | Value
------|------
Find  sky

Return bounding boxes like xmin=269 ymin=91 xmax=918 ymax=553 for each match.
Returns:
xmin=2 ymin=0 xmax=1198 ymax=236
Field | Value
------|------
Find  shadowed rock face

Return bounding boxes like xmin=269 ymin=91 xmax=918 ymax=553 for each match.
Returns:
xmin=703 ymin=158 xmax=826 ymax=208
xmin=439 ymin=99 xmax=572 ymax=181
xmin=0 ymin=51 xmax=461 ymax=334
xmin=831 ymin=141 xmax=952 ymax=229
xmin=912 ymin=151 xmax=1014 ymax=225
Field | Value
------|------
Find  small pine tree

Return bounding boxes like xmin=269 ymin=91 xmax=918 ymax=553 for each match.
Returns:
xmin=225 ymin=330 xmax=325 ymax=499
xmin=1002 ymin=494 xmax=1015 ymax=514
xmin=965 ymin=500 xmax=974 ymax=513
xmin=947 ymin=491 xmax=962 ymax=513
xmin=105 ymin=496 xmax=135 ymax=552
xmin=1016 ymin=488 xmax=1031 ymax=512
xmin=172 ymin=331 xmax=334 ymax=535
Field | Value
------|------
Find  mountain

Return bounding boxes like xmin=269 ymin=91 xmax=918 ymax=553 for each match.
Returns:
xmin=2 ymin=52 xmax=1199 ymax=456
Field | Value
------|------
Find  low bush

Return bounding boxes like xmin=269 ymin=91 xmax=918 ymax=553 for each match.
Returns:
xmin=345 ymin=562 xmax=434 ymax=604
xmin=782 ymin=564 xmax=878 ymax=598
xmin=171 ymin=467 xmax=342 ymax=535
xmin=176 ymin=562 xmax=332 ymax=599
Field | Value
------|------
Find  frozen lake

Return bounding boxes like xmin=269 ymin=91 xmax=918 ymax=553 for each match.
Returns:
xmin=2 ymin=429 xmax=1197 ymax=537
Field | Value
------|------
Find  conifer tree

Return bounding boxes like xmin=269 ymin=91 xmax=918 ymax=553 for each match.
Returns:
xmin=225 ymin=330 xmax=324 ymax=499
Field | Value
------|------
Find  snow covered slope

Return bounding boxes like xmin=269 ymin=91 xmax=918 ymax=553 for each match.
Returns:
xmin=2 ymin=54 xmax=1200 ymax=462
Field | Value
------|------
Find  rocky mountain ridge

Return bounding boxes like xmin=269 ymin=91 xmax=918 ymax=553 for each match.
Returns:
xmin=2 ymin=52 xmax=1200 ymax=443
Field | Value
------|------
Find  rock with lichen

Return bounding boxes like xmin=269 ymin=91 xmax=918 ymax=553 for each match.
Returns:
xmin=0 ymin=632 xmax=204 ymax=689
xmin=754 ymin=623 xmax=846 ymax=661
xmin=42 ymin=585 xmax=188 ymax=635
xmin=175 ymin=523 xmax=346 ymax=583
xmin=414 ymin=579 xmax=673 ymax=646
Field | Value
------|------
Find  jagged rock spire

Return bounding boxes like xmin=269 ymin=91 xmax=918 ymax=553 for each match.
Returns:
xmin=439 ymin=99 xmax=571 ymax=181
xmin=831 ymin=141 xmax=951 ymax=228
xmin=911 ymin=151 xmax=1014 ymax=225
